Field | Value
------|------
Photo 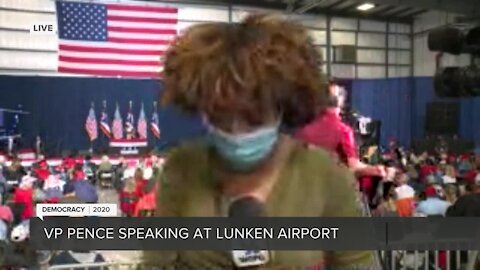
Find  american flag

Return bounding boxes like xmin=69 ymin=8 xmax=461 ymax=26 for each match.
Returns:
xmin=55 ymin=1 xmax=178 ymax=78
xmin=100 ymin=110 xmax=111 ymax=138
xmin=137 ymin=104 xmax=147 ymax=139
xmin=150 ymin=110 xmax=160 ymax=139
xmin=112 ymin=105 xmax=123 ymax=139
xmin=85 ymin=106 xmax=98 ymax=141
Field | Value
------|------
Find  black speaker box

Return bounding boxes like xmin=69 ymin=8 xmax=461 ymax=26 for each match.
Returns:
xmin=425 ymin=102 xmax=459 ymax=136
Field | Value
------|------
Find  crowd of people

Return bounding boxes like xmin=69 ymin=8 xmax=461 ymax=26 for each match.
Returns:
xmin=359 ymin=141 xmax=480 ymax=218
xmin=0 ymin=13 xmax=479 ymax=270
xmin=0 ymin=153 xmax=164 ymax=268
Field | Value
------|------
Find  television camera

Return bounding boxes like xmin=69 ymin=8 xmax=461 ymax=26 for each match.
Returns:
xmin=429 ymin=23 xmax=480 ymax=97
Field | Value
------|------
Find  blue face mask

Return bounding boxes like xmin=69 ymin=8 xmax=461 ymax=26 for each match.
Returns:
xmin=207 ymin=123 xmax=280 ymax=172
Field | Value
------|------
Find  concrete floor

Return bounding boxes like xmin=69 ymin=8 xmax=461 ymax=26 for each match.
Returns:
xmin=96 ymin=188 xmax=143 ymax=265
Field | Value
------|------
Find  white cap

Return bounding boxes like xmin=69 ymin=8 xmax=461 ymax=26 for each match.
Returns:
xmin=11 ymin=220 xmax=30 ymax=242
xmin=123 ymin=167 xmax=135 ymax=179
xmin=143 ymin=167 xmax=153 ymax=180
xmin=20 ymin=175 xmax=36 ymax=188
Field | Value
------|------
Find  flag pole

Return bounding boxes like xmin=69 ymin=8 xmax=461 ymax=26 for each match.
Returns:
xmin=153 ymin=101 xmax=158 ymax=151
xmin=89 ymin=101 xmax=94 ymax=154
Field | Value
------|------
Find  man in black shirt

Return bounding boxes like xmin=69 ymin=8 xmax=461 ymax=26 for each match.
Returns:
xmin=446 ymin=179 xmax=480 ymax=217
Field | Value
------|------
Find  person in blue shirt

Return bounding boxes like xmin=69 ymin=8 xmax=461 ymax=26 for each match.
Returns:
xmin=416 ymin=185 xmax=451 ymax=216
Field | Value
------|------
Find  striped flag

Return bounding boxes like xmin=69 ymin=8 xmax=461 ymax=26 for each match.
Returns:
xmin=85 ymin=106 xmax=98 ymax=141
xmin=55 ymin=1 xmax=178 ymax=78
xmin=150 ymin=110 xmax=160 ymax=139
xmin=112 ymin=105 xmax=123 ymax=139
xmin=100 ymin=109 xmax=111 ymax=138
xmin=137 ymin=104 xmax=147 ymax=139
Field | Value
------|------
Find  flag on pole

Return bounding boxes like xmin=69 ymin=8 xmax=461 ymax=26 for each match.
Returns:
xmin=137 ymin=103 xmax=147 ymax=139
xmin=150 ymin=104 xmax=160 ymax=139
xmin=99 ymin=103 xmax=111 ymax=138
xmin=55 ymin=1 xmax=178 ymax=78
xmin=112 ymin=104 xmax=123 ymax=139
xmin=85 ymin=105 xmax=98 ymax=141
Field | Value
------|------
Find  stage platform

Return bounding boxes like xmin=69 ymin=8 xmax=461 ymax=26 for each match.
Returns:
xmin=0 ymin=150 xmax=164 ymax=168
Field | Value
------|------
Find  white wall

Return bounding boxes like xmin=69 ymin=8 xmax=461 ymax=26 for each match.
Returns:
xmin=0 ymin=0 xmax=412 ymax=79
xmin=413 ymin=11 xmax=471 ymax=77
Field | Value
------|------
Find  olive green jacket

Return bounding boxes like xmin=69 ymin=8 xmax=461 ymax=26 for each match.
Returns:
xmin=142 ymin=138 xmax=375 ymax=270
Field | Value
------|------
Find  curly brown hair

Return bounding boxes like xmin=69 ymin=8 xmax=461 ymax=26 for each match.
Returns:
xmin=162 ymin=14 xmax=328 ymax=130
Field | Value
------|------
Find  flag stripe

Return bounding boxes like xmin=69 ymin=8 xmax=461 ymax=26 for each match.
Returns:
xmin=108 ymin=37 xmax=170 ymax=45
xmin=107 ymin=26 xmax=176 ymax=35
xmin=106 ymin=4 xmax=177 ymax=14
xmin=108 ymin=10 xmax=178 ymax=19
xmin=59 ymin=55 xmax=159 ymax=66
xmin=60 ymin=41 xmax=168 ymax=51
xmin=108 ymin=31 xmax=175 ymax=40
xmin=107 ymin=21 xmax=178 ymax=29
xmin=59 ymin=44 xmax=164 ymax=55
xmin=59 ymin=61 xmax=161 ymax=72
xmin=107 ymin=15 xmax=177 ymax=24
xmin=60 ymin=51 xmax=161 ymax=61
xmin=59 ymin=67 xmax=160 ymax=78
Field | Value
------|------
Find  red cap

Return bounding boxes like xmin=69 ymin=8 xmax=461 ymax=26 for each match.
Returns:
xmin=73 ymin=170 xmax=85 ymax=180
xmin=75 ymin=158 xmax=84 ymax=165
xmin=424 ymin=186 xmax=437 ymax=197
xmin=146 ymin=159 xmax=153 ymax=167
xmin=64 ymin=158 xmax=75 ymax=169
xmin=39 ymin=159 xmax=48 ymax=167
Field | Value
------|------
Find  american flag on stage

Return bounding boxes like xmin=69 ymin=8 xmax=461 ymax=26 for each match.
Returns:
xmin=137 ymin=104 xmax=147 ymax=139
xmin=150 ymin=110 xmax=160 ymax=139
xmin=55 ymin=1 xmax=178 ymax=78
xmin=112 ymin=105 xmax=123 ymax=139
xmin=85 ymin=106 xmax=98 ymax=141
xmin=100 ymin=109 xmax=111 ymax=138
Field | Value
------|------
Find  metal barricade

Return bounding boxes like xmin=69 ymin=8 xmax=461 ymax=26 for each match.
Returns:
xmin=48 ymin=261 xmax=141 ymax=270
xmin=380 ymin=250 xmax=479 ymax=270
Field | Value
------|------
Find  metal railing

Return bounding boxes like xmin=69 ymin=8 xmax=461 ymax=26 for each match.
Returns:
xmin=381 ymin=250 xmax=479 ymax=270
xmin=48 ymin=261 xmax=141 ymax=270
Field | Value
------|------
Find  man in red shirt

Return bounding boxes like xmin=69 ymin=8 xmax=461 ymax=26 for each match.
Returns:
xmin=296 ymin=83 xmax=384 ymax=177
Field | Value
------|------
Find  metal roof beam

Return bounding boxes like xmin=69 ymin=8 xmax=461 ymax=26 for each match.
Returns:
xmin=294 ymin=0 xmax=325 ymax=14
xmin=347 ymin=0 xmax=478 ymax=16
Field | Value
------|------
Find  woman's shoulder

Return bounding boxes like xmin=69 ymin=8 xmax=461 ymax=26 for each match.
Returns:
xmin=288 ymin=138 xmax=340 ymax=178
xmin=161 ymin=139 xmax=212 ymax=187
xmin=163 ymin=140 xmax=210 ymax=171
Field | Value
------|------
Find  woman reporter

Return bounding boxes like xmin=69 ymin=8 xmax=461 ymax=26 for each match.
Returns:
xmin=143 ymin=14 xmax=376 ymax=269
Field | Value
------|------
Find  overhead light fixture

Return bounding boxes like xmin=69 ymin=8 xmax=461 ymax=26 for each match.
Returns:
xmin=356 ymin=3 xmax=375 ymax=11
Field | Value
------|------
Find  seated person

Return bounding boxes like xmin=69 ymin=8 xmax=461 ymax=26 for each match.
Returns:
xmin=415 ymin=186 xmax=451 ymax=216
xmin=13 ymin=176 xmax=35 ymax=221
xmin=393 ymin=171 xmax=416 ymax=217
xmin=63 ymin=177 xmax=98 ymax=204
xmin=446 ymin=177 xmax=480 ymax=216
xmin=119 ymin=178 xmax=138 ymax=217
xmin=49 ymin=250 xmax=106 ymax=270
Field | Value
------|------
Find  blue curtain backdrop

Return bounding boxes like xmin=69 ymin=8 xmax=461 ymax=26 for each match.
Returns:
xmin=2 ymin=75 xmax=479 ymax=154
xmin=413 ymin=77 xmax=480 ymax=147
xmin=0 ymin=75 xmax=205 ymax=154
xmin=351 ymin=77 xmax=480 ymax=148
xmin=351 ymin=78 xmax=413 ymax=147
